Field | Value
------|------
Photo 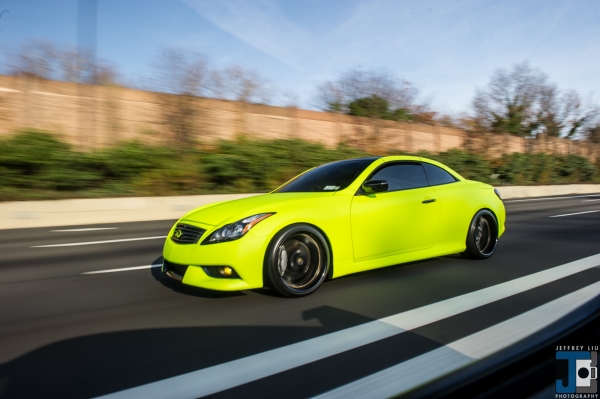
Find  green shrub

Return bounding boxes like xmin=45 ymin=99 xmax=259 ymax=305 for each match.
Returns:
xmin=200 ymin=137 xmax=369 ymax=193
xmin=0 ymin=131 xmax=103 ymax=192
xmin=0 ymin=130 xmax=598 ymax=201
xmin=494 ymin=152 xmax=596 ymax=185
xmin=555 ymin=154 xmax=596 ymax=182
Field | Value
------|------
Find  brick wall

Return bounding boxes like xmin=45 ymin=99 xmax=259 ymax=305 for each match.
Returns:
xmin=0 ymin=75 xmax=598 ymax=160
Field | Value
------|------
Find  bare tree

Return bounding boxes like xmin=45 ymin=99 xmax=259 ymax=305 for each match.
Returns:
xmin=581 ymin=108 xmax=600 ymax=143
xmin=472 ymin=62 xmax=599 ymax=138
xmin=57 ymin=47 xmax=119 ymax=85
xmin=583 ymin=123 xmax=600 ymax=144
xmin=472 ymin=62 xmax=547 ymax=136
xmin=533 ymin=88 xmax=599 ymax=138
xmin=151 ymin=48 xmax=272 ymax=104
xmin=560 ymin=90 xmax=599 ymax=138
xmin=151 ymin=48 xmax=274 ymax=143
xmin=58 ymin=48 xmax=86 ymax=82
xmin=315 ymin=80 xmax=344 ymax=112
xmin=449 ymin=113 xmax=486 ymax=132
xmin=314 ymin=69 xmax=429 ymax=149
xmin=534 ymin=83 xmax=563 ymax=137
xmin=89 ymin=62 xmax=120 ymax=86
xmin=7 ymin=39 xmax=120 ymax=85
xmin=315 ymin=68 xmax=419 ymax=114
xmin=153 ymin=48 xmax=209 ymax=96
xmin=151 ymin=48 xmax=212 ymax=145
xmin=209 ymin=64 xmax=271 ymax=103
xmin=8 ymin=39 xmax=59 ymax=79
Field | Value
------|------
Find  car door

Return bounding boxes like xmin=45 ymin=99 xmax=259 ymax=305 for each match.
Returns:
xmin=351 ymin=162 xmax=440 ymax=262
xmin=421 ymin=162 xmax=469 ymax=248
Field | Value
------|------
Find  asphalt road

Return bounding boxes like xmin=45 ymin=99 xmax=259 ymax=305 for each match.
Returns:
xmin=1 ymin=195 xmax=600 ymax=398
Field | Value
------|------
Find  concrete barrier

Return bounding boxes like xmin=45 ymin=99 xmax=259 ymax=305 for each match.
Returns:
xmin=0 ymin=194 xmax=260 ymax=230
xmin=496 ymin=184 xmax=600 ymax=200
xmin=1 ymin=184 xmax=599 ymax=230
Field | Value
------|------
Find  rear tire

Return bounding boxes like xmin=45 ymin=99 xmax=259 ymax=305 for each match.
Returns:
xmin=265 ymin=224 xmax=330 ymax=298
xmin=463 ymin=210 xmax=498 ymax=259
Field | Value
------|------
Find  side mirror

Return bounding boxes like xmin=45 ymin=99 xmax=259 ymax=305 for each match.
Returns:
xmin=362 ymin=179 xmax=388 ymax=194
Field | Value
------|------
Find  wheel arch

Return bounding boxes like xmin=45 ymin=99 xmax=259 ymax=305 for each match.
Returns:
xmin=463 ymin=207 xmax=499 ymax=259
xmin=480 ymin=206 xmax=499 ymax=224
xmin=467 ymin=207 xmax=499 ymax=238
xmin=262 ymin=222 xmax=334 ymax=286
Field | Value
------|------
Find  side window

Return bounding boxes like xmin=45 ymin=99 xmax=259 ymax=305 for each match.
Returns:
xmin=369 ymin=163 xmax=429 ymax=191
xmin=423 ymin=163 xmax=457 ymax=186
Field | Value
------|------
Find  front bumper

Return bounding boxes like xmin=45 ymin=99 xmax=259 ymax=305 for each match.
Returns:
xmin=162 ymin=223 xmax=270 ymax=291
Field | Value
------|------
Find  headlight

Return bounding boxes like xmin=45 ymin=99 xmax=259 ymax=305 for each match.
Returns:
xmin=202 ymin=213 xmax=275 ymax=244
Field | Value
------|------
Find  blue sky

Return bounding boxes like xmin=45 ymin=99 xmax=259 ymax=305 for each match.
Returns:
xmin=1 ymin=0 xmax=599 ymax=115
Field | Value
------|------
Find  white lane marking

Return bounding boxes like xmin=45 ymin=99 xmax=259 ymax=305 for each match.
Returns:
xmin=550 ymin=210 xmax=600 ymax=218
xmin=83 ymin=264 xmax=162 ymax=274
xmin=51 ymin=227 xmax=119 ymax=232
xmin=506 ymin=194 xmax=600 ymax=203
xmin=31 ymin=236 xmax=167 ymax=248
xmin=315 ymin=280 xmax=600 ymax=399
xmin=582 ymin=199 xmax=600 ymax=202
xmin=94 ymin=253 xmax=600 ymax=399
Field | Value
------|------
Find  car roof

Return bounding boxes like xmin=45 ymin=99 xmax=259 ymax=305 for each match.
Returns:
xmin=333 ymin=155 xmax=464 ymax=182
xmin=379 ymin=155 xmax=421 ymax=162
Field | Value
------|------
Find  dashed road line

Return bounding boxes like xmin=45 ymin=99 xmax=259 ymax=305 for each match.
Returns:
xmin=31 ymin=236 xmax=167 ymax=248
xmin=550 ymin=210 xmax=600 ymax=218
xmin=51 ymin=227 xmax=119 ymax=232
xmin=83 ymin=264 xmax=163 ymax=274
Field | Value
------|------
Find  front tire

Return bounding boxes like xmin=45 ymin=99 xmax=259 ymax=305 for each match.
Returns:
xmin=463 ymin=210 xmax=498 ymax=259
xmin=265 ymin=224 xmax=330 ymax=298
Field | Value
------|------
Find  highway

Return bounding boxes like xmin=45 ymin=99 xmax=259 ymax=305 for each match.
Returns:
xmin=1 ymin=195 xmax=600 ymax=399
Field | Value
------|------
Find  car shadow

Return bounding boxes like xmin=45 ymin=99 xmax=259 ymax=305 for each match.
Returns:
xmin=0 ymin=305 xmax=471 ymax=399
xmin=441 ymin=253 xmax=466 ymax=260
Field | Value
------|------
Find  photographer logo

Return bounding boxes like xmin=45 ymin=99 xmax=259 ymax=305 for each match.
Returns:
xmin=556 ymin=348 xmax=597 ymax=395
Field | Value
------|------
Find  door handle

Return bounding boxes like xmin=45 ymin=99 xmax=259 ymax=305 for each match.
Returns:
xmin=422 ymin=198 xmax=436 ymax=204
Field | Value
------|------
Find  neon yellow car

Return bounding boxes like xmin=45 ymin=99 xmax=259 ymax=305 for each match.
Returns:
xmin=162 ymin=156 xmax=505 ymax=297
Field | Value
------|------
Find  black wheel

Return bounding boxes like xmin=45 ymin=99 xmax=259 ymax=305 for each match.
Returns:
xmin=463 ymin=210 xmax=498 ymax=259
xmin=265 ymin=224 xmax=330 ymax=298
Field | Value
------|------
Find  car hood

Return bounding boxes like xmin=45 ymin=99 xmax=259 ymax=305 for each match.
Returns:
xmin=180 ymin=192 xmax=338 ymax=226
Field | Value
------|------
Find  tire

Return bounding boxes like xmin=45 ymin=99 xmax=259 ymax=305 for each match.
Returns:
xmin=463 ymin=209 xmax=498 ymax=259
xmin=265 ymin=224 xmax=330 ymax=298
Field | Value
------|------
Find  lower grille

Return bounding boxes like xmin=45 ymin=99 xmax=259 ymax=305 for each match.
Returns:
xmin=171 ymin=223 xmax=206 ymax=244
xmin=163 ymin=259 xmax=189 ymax=279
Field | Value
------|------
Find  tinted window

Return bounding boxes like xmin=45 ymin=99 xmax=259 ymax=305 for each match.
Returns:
xmin=276 ymin=158 xmax=379 ymax=193
xmin=423 ymin=163 xmax=457 ymax=186
xmin=369 ymin=162 xmax=429 ymax=191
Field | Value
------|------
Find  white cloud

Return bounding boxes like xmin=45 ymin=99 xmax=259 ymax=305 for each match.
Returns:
xmin=181 ymin=0 xmax=600 ymax=114
xmin=182 ymin=0 xmax=310 ymax=69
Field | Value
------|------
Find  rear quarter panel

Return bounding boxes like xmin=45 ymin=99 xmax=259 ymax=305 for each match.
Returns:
xmin=432 ymin=180 xmax=505 ymax=252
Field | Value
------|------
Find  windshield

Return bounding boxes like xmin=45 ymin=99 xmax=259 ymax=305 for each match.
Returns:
xmin=276 ymin=158 xmax=379 ymax=193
